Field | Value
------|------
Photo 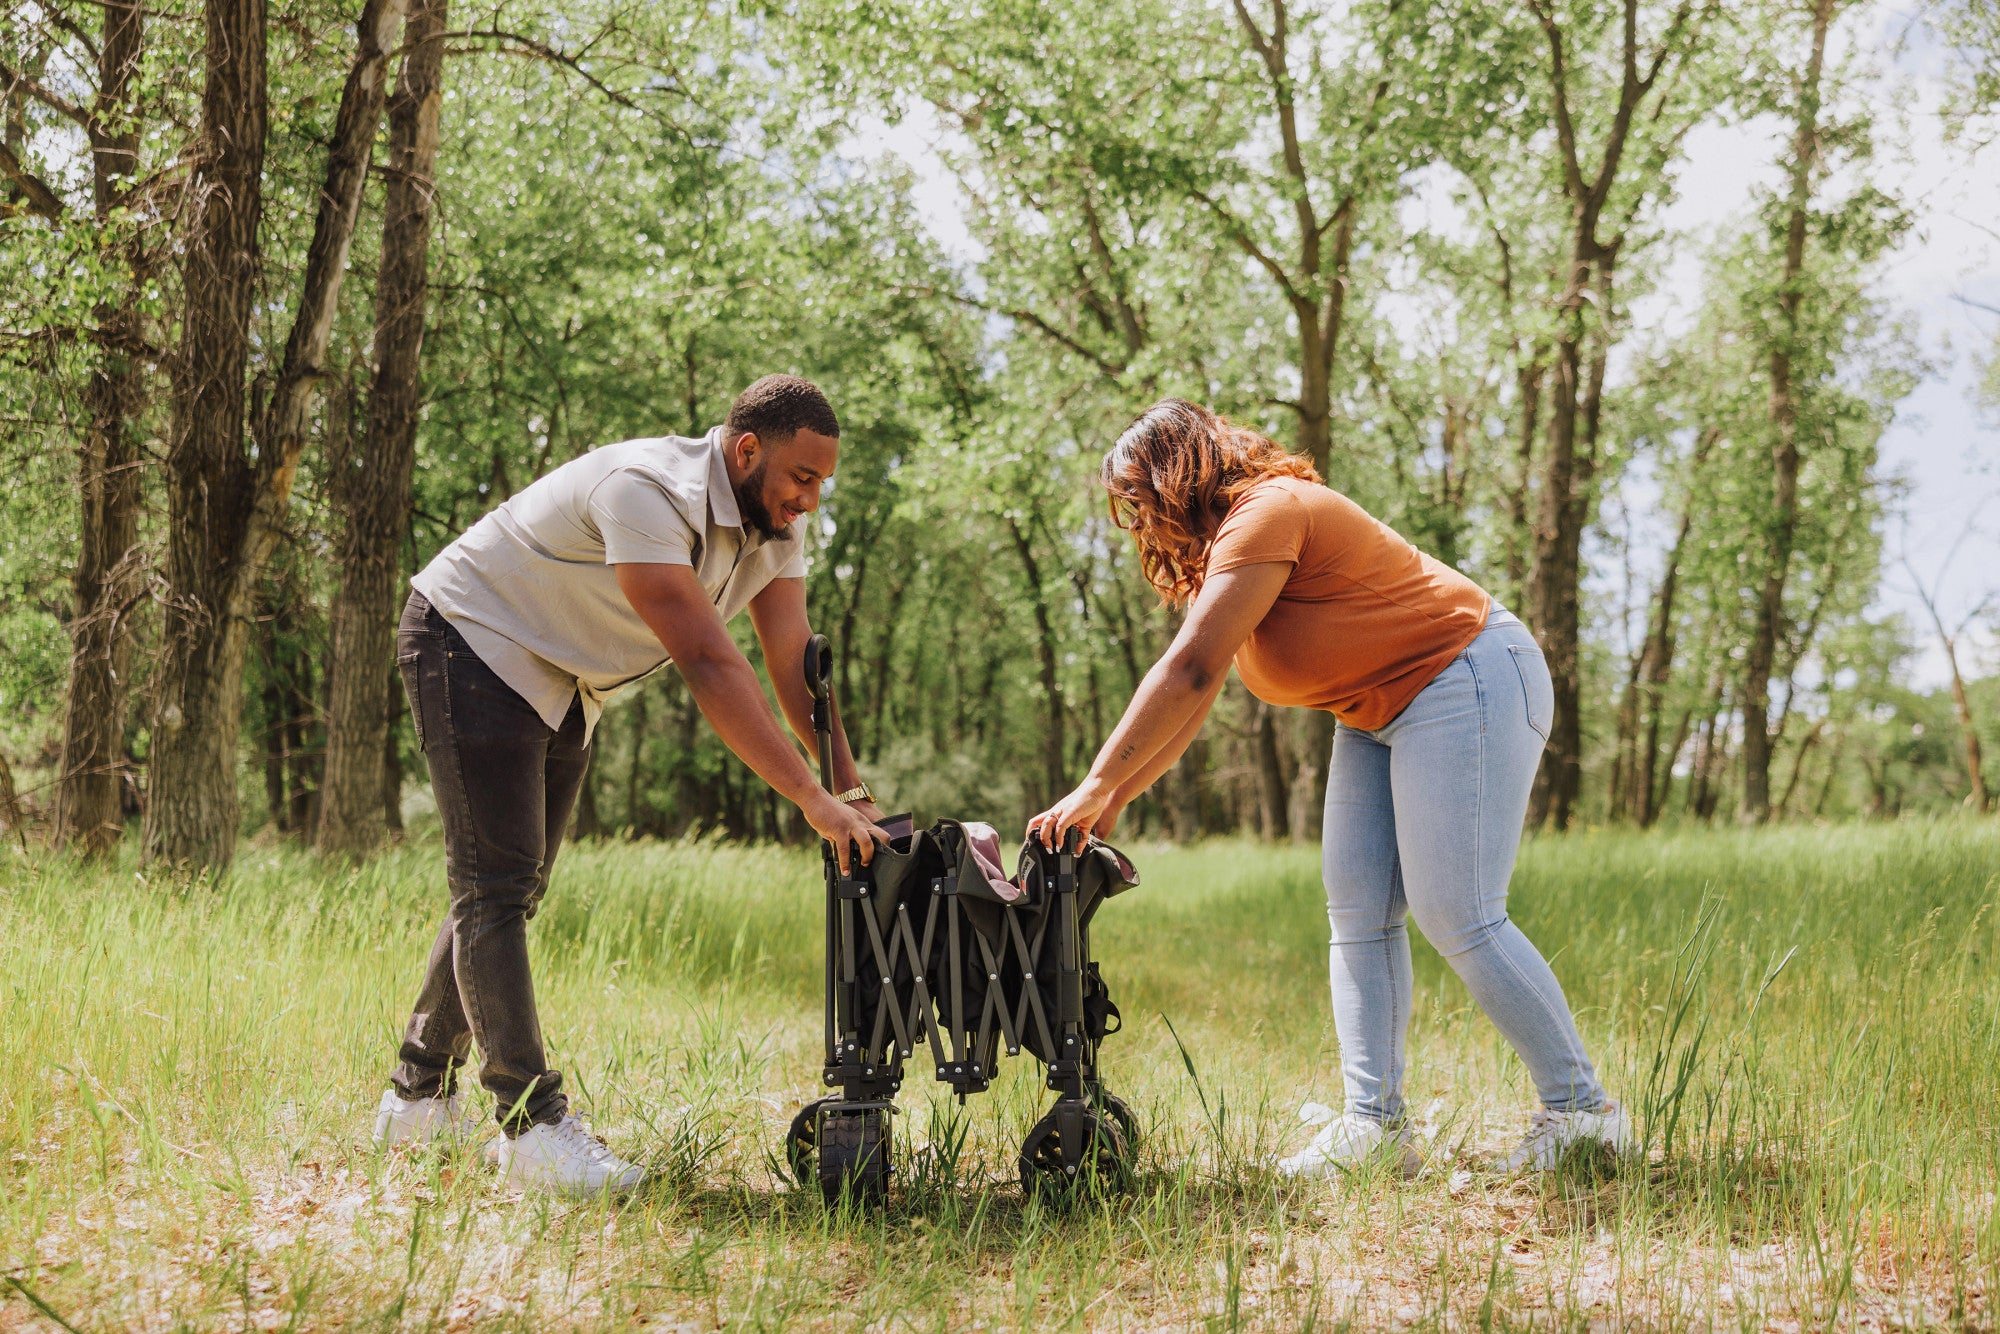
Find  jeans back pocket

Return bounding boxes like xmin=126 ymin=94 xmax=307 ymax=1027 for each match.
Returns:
xmin=1508 ymin=643 xmax=1554 ymax=741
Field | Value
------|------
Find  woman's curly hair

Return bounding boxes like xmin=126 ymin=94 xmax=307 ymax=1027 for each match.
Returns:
xmin=1101 ymin=399 xmax=1321 ymax=607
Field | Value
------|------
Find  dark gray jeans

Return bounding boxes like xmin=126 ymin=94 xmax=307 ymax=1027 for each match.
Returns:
xmin=389 ymin=590 xmax=591 ymax=1134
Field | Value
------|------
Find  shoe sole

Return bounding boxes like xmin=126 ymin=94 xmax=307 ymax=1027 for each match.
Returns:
xmin=488 ymin=1146 xmax=645 ymax=1197
xmin=492 ymin=1167 xmax=645 ymax=1198
xmin=1278 ymin=1147 xmax=1423 ymax=1181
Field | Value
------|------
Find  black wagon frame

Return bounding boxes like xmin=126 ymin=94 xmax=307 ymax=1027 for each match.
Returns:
xmin=784 ymin=635 xmax=1138 ymax=1203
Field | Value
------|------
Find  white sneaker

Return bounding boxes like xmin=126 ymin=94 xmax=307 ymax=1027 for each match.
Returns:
xmin=487 ymin=1114 xmax=645 ymax=1197
xmin=1277 ymin=1101 xmax=1422 ymax=1179
xmin=372 ymin=1088 xmax=478 ymax=1148
xmin=1497 ymin=1100 xmax=1635 ymax=1172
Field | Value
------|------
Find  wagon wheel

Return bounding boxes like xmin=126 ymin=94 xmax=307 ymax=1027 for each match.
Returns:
xmin=816 ymin=1103 xmax=893 ymax=1206
xmin=784 ymin=1097 xmax=836 ymax=1189
xmin=1094 ymin=1091 xmax=1141 ymax=1151
xmin=1018 ymin=1103 xmax=1130 ymax=1201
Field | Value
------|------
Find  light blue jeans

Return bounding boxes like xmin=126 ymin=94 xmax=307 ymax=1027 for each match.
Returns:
xmin=1321 ymin=607 xmax=1607 ymax=1121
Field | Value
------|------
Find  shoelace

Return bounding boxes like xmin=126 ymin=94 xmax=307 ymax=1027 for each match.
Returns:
xmin=1504 ymin=1109 xmax=1572 ymax=1166
xmin=546 ymin=1117 xmax=624 ymax=1165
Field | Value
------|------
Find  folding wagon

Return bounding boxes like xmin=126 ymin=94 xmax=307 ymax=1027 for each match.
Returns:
xmin=782 ymin=635 xmax=1142 ymax=1204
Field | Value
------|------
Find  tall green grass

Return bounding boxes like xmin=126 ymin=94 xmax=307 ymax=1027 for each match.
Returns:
xmin=1 ymin=821 xmax=1995 ymax=1328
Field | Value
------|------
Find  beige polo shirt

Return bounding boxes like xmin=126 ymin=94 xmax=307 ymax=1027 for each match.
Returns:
xmin=411 ymin=427 xmax=807 ymax=740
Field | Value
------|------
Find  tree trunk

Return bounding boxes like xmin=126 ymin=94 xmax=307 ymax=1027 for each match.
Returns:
xmin=318 ymin=0 xmax=447 ymax=855
xmin=146 ymin=0 xmax=408 ymax=868
xmin=1608 ymin=642 xmax=1645 ymax=820
xmin=1741 ymin=0 xmax=1832 ymax=824
xmin=1520 ymin=0 xmax=1707 ymax=828
xmin=260 ymin=621 xmax=285 ymax=829
xmin=571 ymin=759 xmax=605 ymax=839
xmin=1628 ymin=429 xmax=1714 ymax=825
xmin=864 ymin=575 xmax=905 ymax=762
xmin=1503 ymin=360 xmax=1543 ymax=612
xmin=1776 ymin=716 xmax=1824 ymax=817
xmin=284 ymin=653 xmax=319 ymax=838
xmin=54 ymin=0 xmax=147 ymax=855
xmin=1813 ymin=731 xmax=1844 ymax=818
xmin=1007 ymin=517 xmax=1067 ymax=803
xmin=143 ymin=0 xmax=270 ymax=868
xmin=1169 ymin=741 xmax=1205 ymax=841
xmin=628 ymin=685 xmax=652 ymax=832
xmin=1287 ymin=710 xmax=1334 ymax=843
xmin=1252 ymin=702 xmax=1290 ymax=842
xmin=0 ymin=747 xmax=27 ymax=851
xmin=1654 ymin=698 xmax=1696 ymax=825
xmin=1942 ymin=636 xmax=1989 ymax=812
xmin=1527 ymin=249 xmax=1613 ymax=830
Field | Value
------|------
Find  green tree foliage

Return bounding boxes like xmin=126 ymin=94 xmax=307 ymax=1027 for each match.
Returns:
xmin=0 ymin=0 xmax=1989 ymax=860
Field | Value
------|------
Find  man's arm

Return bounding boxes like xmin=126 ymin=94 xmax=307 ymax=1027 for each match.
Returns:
xmin=747 ymin=577 xmax=885 ymax=823
xmin=614 ymin=562 xmax=885 ymax=870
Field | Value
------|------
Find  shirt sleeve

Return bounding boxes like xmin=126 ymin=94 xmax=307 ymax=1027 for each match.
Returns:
xmin=1206 ymin=482 xmax=1308 ymax=576
xmin=588 ymin=468 xmax=699 ymax=566
xmin=773 ymin=541 xmax=808 ymax=580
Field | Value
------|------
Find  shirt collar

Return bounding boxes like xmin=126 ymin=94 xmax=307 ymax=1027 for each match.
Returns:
xmin=704 ymin=426 xmax=743 ymax=531
xmin=703 ymin=425 xmax=806 ymax=551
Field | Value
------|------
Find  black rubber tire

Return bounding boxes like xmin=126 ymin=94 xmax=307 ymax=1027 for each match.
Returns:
xmin=1096 ymin=1092 xmax=1141 ymax=1151
xmin=1018 ymin=1104 xmax=1131 ymax=1201
xmin=816 ymin=1104 xmax=893 ymax=1206
xmin=784 ymin=1097 xmax=835 ymax=1189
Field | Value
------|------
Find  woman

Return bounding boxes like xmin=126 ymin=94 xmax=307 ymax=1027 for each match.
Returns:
xmin=1028 ymin=400 xmax=1630 ymax=1175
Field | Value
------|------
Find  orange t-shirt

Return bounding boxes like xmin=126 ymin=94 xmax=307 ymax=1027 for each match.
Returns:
xmin=1206 ymin=477 xmax=1491 ymax=730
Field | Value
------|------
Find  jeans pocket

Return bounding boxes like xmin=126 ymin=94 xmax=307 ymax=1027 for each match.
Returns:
xmin=396 ymin=650 xmax=427 ymax=752
xmin=1508 ymin=643 xmax=1554 ymax=741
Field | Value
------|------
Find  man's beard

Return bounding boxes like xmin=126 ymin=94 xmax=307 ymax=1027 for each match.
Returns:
xmin=732 ymin=459 xmax=795 ymax=543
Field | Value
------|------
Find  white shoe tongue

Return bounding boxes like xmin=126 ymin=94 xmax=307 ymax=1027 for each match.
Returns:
xmin=1298 ymin=1101 xmax=1339 ymax=1127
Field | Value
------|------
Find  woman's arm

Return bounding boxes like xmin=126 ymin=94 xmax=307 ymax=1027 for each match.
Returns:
xmin=1029 ymin=559 xmax=1291 ymax=846
xmin=1105 ymin=671 xmax=1228 ymax=812
xmin=1082 ymin=670 xmax=1227 ymax=838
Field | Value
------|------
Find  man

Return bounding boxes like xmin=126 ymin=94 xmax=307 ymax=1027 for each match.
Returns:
xmin=370 ymin=374 xmax=887 ymax=1196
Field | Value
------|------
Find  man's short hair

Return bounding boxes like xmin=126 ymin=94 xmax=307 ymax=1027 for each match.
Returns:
xmin=725 ymin=374 xmax=840 ymax=443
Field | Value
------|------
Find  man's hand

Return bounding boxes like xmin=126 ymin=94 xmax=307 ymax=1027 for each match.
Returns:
xmin=846 ymin=797 xmax=888 ymax=826
xmin=805 ymin=791 xmax=890 ymax=876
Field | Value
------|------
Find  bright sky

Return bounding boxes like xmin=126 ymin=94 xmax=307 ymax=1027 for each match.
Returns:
xmin=847 ymin=3 xmax=2000 ymax=692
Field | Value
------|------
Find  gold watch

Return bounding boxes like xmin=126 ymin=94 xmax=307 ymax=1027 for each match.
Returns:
xmin=835 ymin=783 xmax=873 ymax=804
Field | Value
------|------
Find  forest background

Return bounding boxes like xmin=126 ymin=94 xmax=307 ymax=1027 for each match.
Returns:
xmin=3 ymin=0 xmax=2000 ymax=871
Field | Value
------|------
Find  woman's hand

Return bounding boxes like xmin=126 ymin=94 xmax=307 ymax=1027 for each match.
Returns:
xmin=1027 ymin=776 xmax=1120 ymax=850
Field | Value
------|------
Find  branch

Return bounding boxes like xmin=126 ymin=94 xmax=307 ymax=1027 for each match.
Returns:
xmin=1077 ymin=188 xmax=1146 ymax=354
xmin=1189 ymin=187 xmax=1305 ymax=306
xmin=1229 ymin=0 xmax=1277 ymax=64
xmin=1637 ymin=0 xmax=1699 ymax=97
xmin=887 ymin=283 xmax=1129 ymax=380
xmin=431 ymin=27 xmax=688 ymax=114
xmin=42 ymin=5 xmax=103 ymax=64
xmin=1230 ymin=0 xmax=1318 ymax=250
xmin=1592 ymin=0 xmax=1700 ymax=212
xmin=0 ymin=57 xmax=91 ymax=127
xmin=0 ymin=141 xmax=67 ymax=220
xmin=1526 ymin=0 xmax=1588 ymax=203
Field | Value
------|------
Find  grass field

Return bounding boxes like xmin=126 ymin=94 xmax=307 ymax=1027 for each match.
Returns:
xmin=2 ymin=820 xmax=1997 ymax=1330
